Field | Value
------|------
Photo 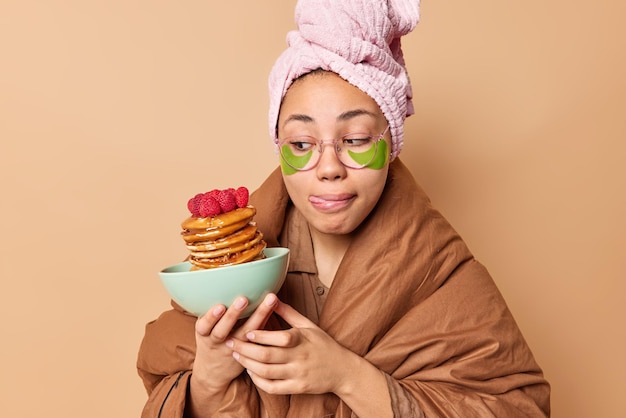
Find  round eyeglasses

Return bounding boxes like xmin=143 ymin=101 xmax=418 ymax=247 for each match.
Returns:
xmin=278 ymin=125 xmax=390 ymax=172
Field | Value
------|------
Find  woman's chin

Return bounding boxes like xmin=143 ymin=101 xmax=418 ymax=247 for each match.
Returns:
xmin=310 ymin=218 xmax=358 ymax=237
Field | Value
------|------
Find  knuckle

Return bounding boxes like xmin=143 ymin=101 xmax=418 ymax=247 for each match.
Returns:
xmin=258 ymin=349 xmax=272 ymax=363
xmin=209 ymin=330 xmax=227 ymax=342
xmin=263 ymin=384 xmax=279 ymax=395
xmin=253 ymin=364 xmax=271 ymax=379
xmin=283 ymin=330 xmax=297 ymax=346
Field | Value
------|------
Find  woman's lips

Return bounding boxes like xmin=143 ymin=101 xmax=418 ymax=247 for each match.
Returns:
xmin=309 ymin=194 xmax=355 ymax=211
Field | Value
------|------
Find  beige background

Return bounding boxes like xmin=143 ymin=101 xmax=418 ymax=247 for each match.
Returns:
xmin=1 ymin=1 xmax=624 ymax=417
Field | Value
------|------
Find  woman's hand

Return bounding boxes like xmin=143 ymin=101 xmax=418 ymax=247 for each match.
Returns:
xmin=228 ymin=299 xmax=354 ymax=395
xmin=186 ymin=293 xmax=278 ymax=418
xmin=227 ymin=297 xmax=393 ymax=418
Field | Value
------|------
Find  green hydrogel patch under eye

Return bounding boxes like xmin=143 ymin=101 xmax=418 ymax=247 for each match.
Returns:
xmin=348 ymin=139 xmax=389 ymax=169
xmin=281 ymin=145 xmax=313 ymax=175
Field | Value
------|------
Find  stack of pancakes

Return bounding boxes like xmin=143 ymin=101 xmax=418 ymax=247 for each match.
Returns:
xmin=181 ymin=206 xmax=266 ymax=270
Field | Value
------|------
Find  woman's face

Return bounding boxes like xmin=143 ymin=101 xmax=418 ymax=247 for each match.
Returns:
xmin=277 ymin=72 xmax=391 ymax=236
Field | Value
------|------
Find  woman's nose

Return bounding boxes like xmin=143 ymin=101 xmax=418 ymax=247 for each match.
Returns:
xmin=316 ymin=142 xmax=346 ymax=180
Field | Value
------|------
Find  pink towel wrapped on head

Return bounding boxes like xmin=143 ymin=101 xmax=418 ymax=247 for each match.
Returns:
xmin=268 ymin=0 xmax=420 ymax=160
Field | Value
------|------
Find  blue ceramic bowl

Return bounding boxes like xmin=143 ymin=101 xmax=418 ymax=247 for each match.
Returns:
xmin=159 ymin=247 xmax=290 ymax=317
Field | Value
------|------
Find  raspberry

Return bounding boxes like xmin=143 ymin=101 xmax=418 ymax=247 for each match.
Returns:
xmin=187 ymin=193 xmax=203 ymax=216
xmin=234 ymin=186 xmax=249 ymax=208
xmin=198 ymin=194 xmax=221 ymax=217
xmin=207 ymin=189 xmax=221 ymax=200
xmin=217 ymin=189 xmax=237 ymax=213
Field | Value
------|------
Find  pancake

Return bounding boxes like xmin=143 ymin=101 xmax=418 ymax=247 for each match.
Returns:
xmin=182 ymin=218 xmax=252 ymax=244
xmin=186 ymin=224 xmax=259 ymax=251
xmin=181 ymin=206 xmax=257 ymax=230
xmin=189 ymin=241 xmax=266 ymax=270
xmin=181 ymin=201 xmax=266 ymax=269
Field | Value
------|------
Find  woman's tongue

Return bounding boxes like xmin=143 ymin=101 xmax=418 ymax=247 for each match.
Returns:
xmin=309 ymin=194 xmax=354 ymax=211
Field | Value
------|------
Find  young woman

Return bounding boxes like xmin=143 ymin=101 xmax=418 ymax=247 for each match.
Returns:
xmin=137 ymin=1 xmax=550 ymax=417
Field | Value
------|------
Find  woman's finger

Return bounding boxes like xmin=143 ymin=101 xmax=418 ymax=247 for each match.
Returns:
xmin=195 ymin=304 xmax=226 ymax=336
xmin=245 ymin=328 xmax=299 ymax=348
xmin=208 ymin=296 xmax=249 ymax=342
xmin=235 ymin=352 xmax=291 ymax=380
xmin=234 ymin=293 xmax=279 ymax=340
xmin=273 ymin=299 xmax=316 ymax=328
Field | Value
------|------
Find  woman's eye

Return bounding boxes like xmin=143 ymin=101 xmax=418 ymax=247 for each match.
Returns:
xmin=343 ymin=136 xmax=373 ymax=147
xmin=290 ymin=139 xmax=314 ymax=152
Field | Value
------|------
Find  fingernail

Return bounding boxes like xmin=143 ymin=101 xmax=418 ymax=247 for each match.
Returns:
xmin=234 ymin=297 xmax=247 ymax=309
xmin=246 ymin=332 xmax=255 ymax=340
xmin=265 ymin=293 xmax=277 ymax=306
xmin=212 ymin=305 xmax=225 ymax=317
xmin=232 ymin=352 xmax=240 ymax=360
xmin=225 ymin=339 xmax=233 ymax=348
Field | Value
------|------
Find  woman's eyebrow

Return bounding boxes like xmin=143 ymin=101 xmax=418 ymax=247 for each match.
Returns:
xmin=284 ymin=114 xmax=314 ymax=124
xmin=283 ymin=109 xmax=376 ymax=125
xmin=337 ymin=109 xmax=377 ymax=121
